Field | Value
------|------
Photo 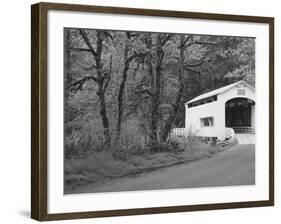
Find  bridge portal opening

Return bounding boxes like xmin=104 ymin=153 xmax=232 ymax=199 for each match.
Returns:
xmin=225 ymin=98 xmax=255 ymax=131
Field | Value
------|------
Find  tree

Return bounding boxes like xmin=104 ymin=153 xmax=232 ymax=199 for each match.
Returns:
xmin=139 ymin=33 xmax=172 ymax=144
xmin=160 ymin=34 xmax=218 ymax=141
xmin=71 ymin=29 xmax=113 ymax=147
xmin=116 ymin=32 xmax=147 ymax=141
xmin=160 ymin=34 xmax=185 ymax=141
xmin=224 ymin=38 xmax=255 ymax=86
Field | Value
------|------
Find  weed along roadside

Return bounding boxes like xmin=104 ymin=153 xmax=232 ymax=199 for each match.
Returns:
xmin=65 ymin=137 xmax=237 ymax=194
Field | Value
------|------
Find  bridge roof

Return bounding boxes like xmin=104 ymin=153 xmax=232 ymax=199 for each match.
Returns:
xmin=185 ymin=80 xmax=254 ymax=104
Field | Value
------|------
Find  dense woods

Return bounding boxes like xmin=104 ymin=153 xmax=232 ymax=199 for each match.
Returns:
xmin=63 ymin=28 xmax=255 ymax=193
xmin=65 ymin=28 xmax=254 ymax=156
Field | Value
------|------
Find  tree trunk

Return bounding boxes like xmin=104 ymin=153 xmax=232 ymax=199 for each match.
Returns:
xmin=161 ymin=35 xmax=185 ymax=142
xmin=142 ymin=35 xmax=155 ymax=145
xmin=95 ymin=32 xmax=111 ymax=147
xmin=64 ymin=29 xmax=72 ymax=98
xmin=116 ymin=39 xmax=130 ymax=141
xmin=98 ymin=85 xmax=111 ymax=146
xmin=78 ymin=29 xmax=112 ymax=147
xmin=149 ymin=35 xmax=164 ymax=144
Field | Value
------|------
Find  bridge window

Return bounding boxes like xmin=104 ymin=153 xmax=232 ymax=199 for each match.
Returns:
xmin=237 ymin=88 xmax=246 ymax=95
xmin=188 ymin=95 xmax=217 ymax=108
xmin=200 ymin=117 xmax=214 ymax=127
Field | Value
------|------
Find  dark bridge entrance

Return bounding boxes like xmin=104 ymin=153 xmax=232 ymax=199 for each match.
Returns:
xmin=225 ymin=98 xmax=255 ymax=131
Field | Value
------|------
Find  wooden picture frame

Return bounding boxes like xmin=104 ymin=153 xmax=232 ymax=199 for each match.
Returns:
xmin=31 ymin=2 xmax=274 ymax=221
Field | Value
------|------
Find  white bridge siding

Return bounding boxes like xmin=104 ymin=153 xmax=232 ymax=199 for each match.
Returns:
xmin=184 ymin=81 xmax=255 ymax=141
xmin=185 ymin=99 xmax=223 ymax=139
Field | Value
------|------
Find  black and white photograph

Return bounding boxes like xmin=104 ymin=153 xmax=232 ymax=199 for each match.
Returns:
xmin=64 ymin=28 xmax=256 ymax=194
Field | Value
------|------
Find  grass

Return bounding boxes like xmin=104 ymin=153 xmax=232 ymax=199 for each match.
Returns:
xmin=64 ymin=137 xmax=237 ymax=193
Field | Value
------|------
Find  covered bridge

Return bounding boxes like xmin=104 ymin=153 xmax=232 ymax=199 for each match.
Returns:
xmin=173 ymin=80 xmax=255 ymax=142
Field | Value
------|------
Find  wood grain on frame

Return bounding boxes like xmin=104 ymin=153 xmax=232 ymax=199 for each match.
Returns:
xmin=31 ymin=2 xmax=274 ymax=221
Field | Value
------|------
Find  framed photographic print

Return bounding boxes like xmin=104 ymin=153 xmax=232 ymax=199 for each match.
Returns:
xmin=31 ymin=2 xmax=274 ymax=221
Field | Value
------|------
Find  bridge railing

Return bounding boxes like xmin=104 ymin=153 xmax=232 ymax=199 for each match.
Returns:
xmin=171 ymin=128 xmax=188 ymax=137
xmin=171 ymin=127 xmax=236 ymax=147
xmin=231 ymin=127 xmax=255 ymax=134
xmin=217 ymin=127 xmax=235 ymax=147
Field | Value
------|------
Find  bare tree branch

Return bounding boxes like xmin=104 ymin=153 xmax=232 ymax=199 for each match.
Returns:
xmin=69 ymin=47 xmax=92 ymax=52
xmin=126 ymin=51 xmax=148 ymax=64
xmin=125 ymin=95 xmax=150 ymax=117
xmin=161 ymin=34 xmax=172 ymax=46
xmin=185 ymin=41 xmax=218 ymax=48
xmin=178 ymin=35 xmax=191 ymax=49
xmin=70 ymin=76 xmax=98 ymax=91
xmin=100 ymin=31 xmax=113 ymax=41
xmin=103 ymin=55 xmax=112 ymax=91
xmin=184 ymin=67 xmax=201 ymax=75
xmin=79 ymin=29 xmax=98 ymax=57
xmin=184 ymin=57 xmax=205 ymax=68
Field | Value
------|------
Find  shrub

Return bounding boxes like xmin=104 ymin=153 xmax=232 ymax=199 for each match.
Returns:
xmin=111 ymin=119 xmax=148 ymax=160
xmin=149 ymin=142 xmax=173 ymax=153
xmin=169 ymin=139 xmax=184 ymax=153
xmin=65 ymin=117 xmax=106 ymax=159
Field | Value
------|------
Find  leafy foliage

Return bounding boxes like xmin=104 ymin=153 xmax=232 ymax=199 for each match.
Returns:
xmin=64 ymin=28 xmax=255 ymax=156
